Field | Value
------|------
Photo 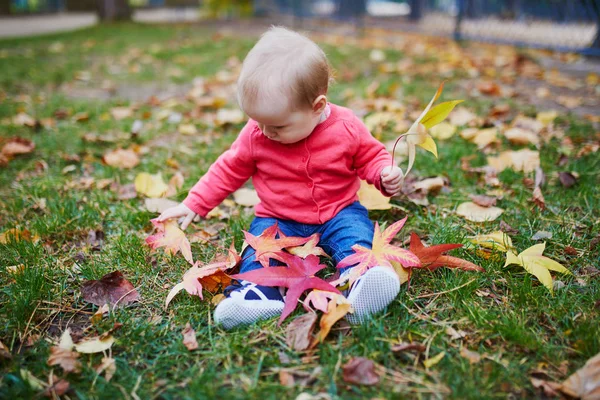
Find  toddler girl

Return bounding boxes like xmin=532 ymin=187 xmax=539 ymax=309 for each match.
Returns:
xmin=158 ymin=26 xmax=404 ymax=329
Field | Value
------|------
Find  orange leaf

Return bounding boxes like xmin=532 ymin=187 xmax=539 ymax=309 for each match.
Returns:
xmin=310 ymin=301 xmax=352 ymax=348
xmin=337 ymin=217 xmax=421 ymax=285
xmin=285 ymin=233 xmax=328 ymax=258
xmin=146 ymin=219 xmax=194 ymax=265
xmin=244 ymin=222 xmax=312 ymax=268
xmin=408 ymin=233 xmax=484 ymax=272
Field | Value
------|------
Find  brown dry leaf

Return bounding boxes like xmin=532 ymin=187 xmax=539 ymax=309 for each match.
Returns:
xmin=12 ymin=112 xmax=36 ymax=127
xmin=342 ymin=357 xmax=381 ymax=386
xmin=456 ymin=202 xmax=504 ymax=222
xmin=310 ymin=302 xmax=352 ymax=348
xmin=182 ymin=323 xmax=198 ymax=351
xmin=532 ymin=186 xmax=546 ymax=210
xmin=512 ymin=115 xmax=544 ymax=134
xmin=47 ymin=329 xmax=81 ymax=373
xmin=110 ymin=107 xmax=133 ymax=120
xmin=559 ymin=172 xmax=578 ymax=188
xmin=504 ymin=127 xmax=540 ymax=146
xmin=81 ymin=270 xmax=140 ymax=307
xmin=2 ymin=137 xmax=35 ymax=157
xmin=560 ymin=352 xmax=600 ymax=399
xmin=487 ymin=149 xmax=540 ymax=173
xmin=461 ymin=128 xmax=499 ymax=149
xmin=43 ymin=379 xmax=70 ymax=397
xmin=95 ymin=356 xmax=117 ymax=382
xmin=103 ymin=148 xmax=140 ymax=169
xmin=531 ymin=378 xmax=561 ymax=397
xmin=0 ymin=340 xmax=11 ymax=359
xmin=478 ymin=81 xmax=501 ymax=96
xmin=489 ymin=104 xmax=511 ymax=119
xmin=233 ymin=187 xmax=260 ymax=207
xmin=460 ymin=347 xmax=482 ymax=364
xmin=357 ymin=180 xmax=391 ymax=210
xmin=391 ymin=342 xmax=426 ymax=353
xmin=469 ymin=194 xmax=497 ymax=207
xmin=285 ymin=312 xmax=318 ymax=351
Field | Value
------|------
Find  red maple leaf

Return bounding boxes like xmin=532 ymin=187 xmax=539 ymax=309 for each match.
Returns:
xmin=409 ymin=233 xmax=484 ymax=272
xmin=244 ymin=222 xmax=311 ymax=268
xmin=336 ymin=217 xmax=421 ymax=285
xmin=231 ymin=253 xmax=340 ymax=324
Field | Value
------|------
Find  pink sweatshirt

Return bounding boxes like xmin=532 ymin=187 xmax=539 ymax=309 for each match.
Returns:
xmin=183 ymin=104 xmax=392 ymax=224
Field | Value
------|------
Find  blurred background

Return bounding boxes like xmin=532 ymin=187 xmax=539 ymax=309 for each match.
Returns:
xmin=1 ymin=0 xmax=599 ymax=56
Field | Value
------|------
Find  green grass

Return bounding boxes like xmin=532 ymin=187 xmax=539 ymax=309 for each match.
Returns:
xmin=1 ymin=23 xmax=599 ymax=399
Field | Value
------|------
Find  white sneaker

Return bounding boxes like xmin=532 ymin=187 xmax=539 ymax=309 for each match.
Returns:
xmin=214 ymin=281 xmax=285 ymax=330
xmin=343 ymin=266 xmax=400 ymax=324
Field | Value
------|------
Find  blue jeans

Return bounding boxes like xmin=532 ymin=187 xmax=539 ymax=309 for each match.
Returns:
xmin=239 ymin=202 xmax=374 ymax=274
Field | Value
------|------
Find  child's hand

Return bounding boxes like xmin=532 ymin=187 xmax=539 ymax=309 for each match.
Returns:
xmin=156 ymin=203 xmax=197 ymax=230
xmin=380 ymin=166 xmax=404 ymax=197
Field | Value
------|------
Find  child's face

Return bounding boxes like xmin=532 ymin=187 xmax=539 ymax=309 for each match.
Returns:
xmin=245 ymin=100 xmax=324 ymax=144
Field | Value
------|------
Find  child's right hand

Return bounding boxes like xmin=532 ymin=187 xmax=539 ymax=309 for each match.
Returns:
xmin=156 ymin=203 xmax=197 ymax=230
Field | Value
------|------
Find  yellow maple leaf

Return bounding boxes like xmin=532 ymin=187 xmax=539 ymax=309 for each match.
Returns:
xmin=469 ymin=231 xmax=514 ymax=252
xmin=504 ymin=243 xmax=572 ymax=293
xmin=135 ymin=172 xmax=169 ymax=198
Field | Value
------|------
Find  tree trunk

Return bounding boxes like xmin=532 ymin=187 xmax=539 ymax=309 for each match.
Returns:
xmin=97 ymin=0 xmax=132 ymax=21
xmin=0 ymin=0 xmax=11 ymax=15
xmin=409 ymin=0 xmax=423 ymax=21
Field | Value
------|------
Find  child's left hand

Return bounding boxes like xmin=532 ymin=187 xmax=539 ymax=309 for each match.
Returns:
xmin=380 ymin=166 xmax=404 ymax=196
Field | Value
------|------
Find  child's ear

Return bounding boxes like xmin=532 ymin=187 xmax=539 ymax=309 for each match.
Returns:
xmin=312 ymin=95 xmax=327 ymax=114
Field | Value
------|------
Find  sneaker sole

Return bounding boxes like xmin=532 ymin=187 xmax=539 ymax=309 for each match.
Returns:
xmin=215 ymin=300 xmax=284 ymax=330
xmin=346 ymin=266 xmax=400 ymax=325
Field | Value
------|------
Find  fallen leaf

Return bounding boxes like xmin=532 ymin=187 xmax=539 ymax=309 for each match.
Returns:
xmin=233 ymin=187 xmax=260 ymax=207
xmin=47 ymin=329 xmax=81 ymax=373
xmin=342 ymin=357 xmax=380 ymax=385
xmin=0 ymin=228 xmax=39 ymax=244
xmin=286 ymin=233 xmax=328 ymax=259
xmin=74 ymin=335 xmax=115 ymax=354
xmin=505 ymin=243 xmax=572 ymax=293
xmin=286 ymin=312 xmax=318 ymax=351
xmin=532 ymin=186 xmax=546 ymax=210
xmin=43 ymin=379 xmax=70 ymax=397
xmin=391 ymin=342 xmax=426 ymax=353
xmin=460 ymin=347 xmax=482 ymax=364
xmin=531 ymin=377 xmax=561 ymax=397
xmin=504 ymin=127 xmax=540 ymax=146
xmin=0 ymin=340 xmax=11 ymax=359
xmin=81 ymin=271 xmax=140 ymax=307
xmin=456 ymin=202 xmax=504 ymax=222
xmin=469 ymin=194 xmax=497 ymax=207
xmin=429 ymin=121 xmax=457 ymax=140
xmin=12 ymin=112 xmax=36 ymax=127
xmin=232 ymin=254 xmax=340 ymax=324
xmin=215 ymin=109 xmax=244 ymax=125
xmin=303 ymin=290 xmax=342 ymax=313
xmin=558 ymin=172 xmax=578 ymax=188
xmin=311 ymin=301 xmax=352 ymax=347
xmin=20 ymin=369 xmax=45 ymax=391
xmin=103 ymin=148 xmax=139 ymax=169
xmin=110 ymin=107 xmax=133 ymax=120
xmin=165 ymin=244 xmax=239 ymax=306
xmin=244 ymin=222 xmax=311 ymax=268
xmin=423 ymin=351 xmax=446 ymax=368
xmin=178 ymin=123 xmax=198 ymax=135
xmin=336 ymin=217 xmax=421 ymax=286
xmin=2 ymin=137 xmax=35 ymax=158
xmin=357 ymin=180 xmax=391 ymax=210
xmin=135 ymin=172 xmax=169 ymax=198
xmin=449 ymin=107 xmax=477 ymax=126
xmin=95 ymin=356 xmax=116 ymax=382
xmin=146 ymin=219 xmax=194 ymax=265
xmin=536 ymin=111 xmax=558 ymax=126
xmin=409 ymin=233 xmax=484 ymax=273
xmin=487 ymin=149 xmax=540 ymax=173
xmin=532 ymin=231 xmax=552 ymax=241
xmin=182 ymin=323 xmax=198 ymax=351
xmin=469 ymin=231 xmax=514 ymax=252
xmin=560 ymin=352 xmax=600 ymax=399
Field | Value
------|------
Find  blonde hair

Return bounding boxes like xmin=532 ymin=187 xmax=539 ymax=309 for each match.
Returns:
xmin=237 ymin=26 xmax=330 ymax=111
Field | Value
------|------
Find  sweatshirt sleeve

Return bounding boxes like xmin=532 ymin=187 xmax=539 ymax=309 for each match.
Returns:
xmin=344 ymin=118 xmax=393 ymax=196
xmin=183 ymin=121 xmax=257 ymax=216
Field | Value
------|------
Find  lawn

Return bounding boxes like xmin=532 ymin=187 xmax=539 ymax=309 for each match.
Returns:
xmin=0 ymin=22 xmax=598 ymax=399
